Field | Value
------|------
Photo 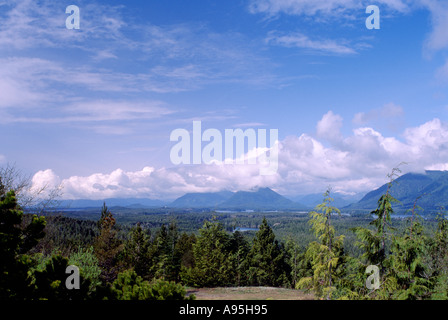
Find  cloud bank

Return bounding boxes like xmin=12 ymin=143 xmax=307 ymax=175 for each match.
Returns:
xmin=31 ymin=112 xmax=448 ymax=200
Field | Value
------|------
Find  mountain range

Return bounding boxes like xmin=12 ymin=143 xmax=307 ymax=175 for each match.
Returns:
xmin=289 ymin=192 xmax=363 ymax=209
xmin=346 ymin=170 xmax=448 ymax=213
xmin=57 ymin=198 xmax=166 ymax=209
xmin=57 ymin=188 xmax=309 ymax=211
xmin=54 ymin=170 xmax=448 ymax=214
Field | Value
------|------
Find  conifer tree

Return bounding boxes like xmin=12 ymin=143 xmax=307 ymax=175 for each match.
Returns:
xmin=124 ymin=222 xmax=151 ymax=279
xmin=388 ymin=219 xmax=429 ymax=299
xmin=351 ymin=166 xmax=404 ymax=299
xmin=111 ymin=269 xmax=194 ymax=300
xmin=297 ymin=188 xmax=344 ymax=299
xmin=33 ymin=254 xmax=91 ymax=300
xmin=285 ymin=237 xmax=302 ymax=288
xmin=93 ymin=204 xmax=123 ymax=284
xmin=0 ymin=190 xmax=46 ymax=299
xmin=97 ymin=202 xmax=113 ymax=230
xmin=180 ymin=218 xmax=234 ymax=287
xmin=428 ymin=210 xmax=448 ymax=299
xmin=176 ymin=232 xmax=196 ymax=269
xmin=166 ymin=221 xmax=181 ymax=281
xmin=68 ymin=246 xmax=102 ymax=297
xmin=230 ymin=230 xmax=250 ymax=286
xmin=150 ymin=223 xmax=181 ymax=281
xmin=246 ymin=217 xmax=289 ymax=287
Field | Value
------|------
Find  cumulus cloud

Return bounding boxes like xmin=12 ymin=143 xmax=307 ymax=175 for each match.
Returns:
xmin=31 ymin=169 xmax=61 ymax=190
xmin=316 ymin=110 xmax=344 ymax=143
xmin=30 ymin=113 xmax=448 ymax=200
xmin=28 ymin=169 xmax=63 ymax=203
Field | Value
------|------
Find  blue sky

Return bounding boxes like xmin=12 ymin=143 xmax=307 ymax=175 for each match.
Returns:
xmin=1 ymin=0 xmax=448 ymax=200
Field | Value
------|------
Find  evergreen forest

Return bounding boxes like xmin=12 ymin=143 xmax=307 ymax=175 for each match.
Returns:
xmin=1 ymin=168 xmax=448 ymax=301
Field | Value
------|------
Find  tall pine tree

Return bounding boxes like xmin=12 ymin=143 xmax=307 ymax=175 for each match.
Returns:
xmin=0 ymin=190 xmax=46 ymax=299
xmin=93 ymin=203 xmax=123 ymax=284
xmin=246 ymin=217 xmax=290 ymax=287
xmin=297 ymin=189 xmax=344 ymax=299
xmin=180 ymin=218 xmax=234 ymax=287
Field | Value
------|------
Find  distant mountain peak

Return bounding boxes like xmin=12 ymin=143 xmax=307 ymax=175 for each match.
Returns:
xmin=346 ymin=170 xmax=448 ymax=213
xmin=170 ymin=187 xmax=308 ymax=210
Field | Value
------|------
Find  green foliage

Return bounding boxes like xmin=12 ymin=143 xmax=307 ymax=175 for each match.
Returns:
xmin=111 ymin=269 xmax=193 ymax=300
xmin=124 ymin=222 xmax=151 ymax=279
xmin=427 ymin=210 xmax=448 ymax=299
xmin=111 ymin=269 xmax=152 ymax=300
xmin=68 ymin=246 xmax=102 ymax=296
xmin=176 ymin=232 xmax=196 ymax=269
xmin=150 ymin=222 xmax=182 ymax=282
xmin=359 ymin=168 xmax=400 ymax=268
xmin=32 ymin=254 xmax=91 ymax=300
xmin=181 ymin=218 xmax=235 ymax=287
xmin=31 ymin=215 xmax=98 ymax=256
xmin=231 ymin=231 xmax=250 ymax=286
xmin=93 ymin=204 xmax=124 ymax=283
xmin=0 ymin=190 xmax=46 ymax=299
xmin=149 ymin=278 xmax=195 ymax=300
xmin=246 ymin=217 xmax=290 ymax=287
xmin=4 ymin=165 xmax=448 ymax=301
xmin=385 ymin=201 xmax=430 ymax=299
xmin=297 ymin=189 xmax=344 ymax=299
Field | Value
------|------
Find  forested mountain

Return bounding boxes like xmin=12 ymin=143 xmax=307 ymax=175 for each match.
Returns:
xmin=218 ymin=187 xmax=308 ymax=210
xmin=169 ymin=187 xmax=309 ymax=210
xmin=170 ymin=191 xmax=234 ymax=208
xmin=290 ymin=192 xmax=362 ymax=209
xmin=57 ymin=198 xmax=167 ymax=209
xmin=51 ymin=170 xmax=448 ymax=214
xmin=346 ymin=170 xmax=448 ymax=213
xmin=3 ymin=180 xmax=448 ymax=301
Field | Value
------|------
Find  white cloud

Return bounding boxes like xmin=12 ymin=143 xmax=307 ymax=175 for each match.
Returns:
xmin=0 ymin=1 xmax=280 ymax=125
xmin=0 ymin=57 xmax=58 ymax=109
xmin=403 ymin=118 xmax=448 ymax=158
xmin=425 ymin=163 xmax=448 ymax=170
xmin=32 ymin=114 xmax=448 ymax=200
xmin=316 ymin=110 xmax=344 ymax=143
xmin=248 ymin=0 xmax=411 ymax=18
xmin=249 ymin=0 xmax=360 ymax=17
xmin=266 ymin=32 xmax=356 ymax=55
xmin=421 ymin=0 xmax=448 ymax=55
xmin=353 ymin=103 xmax=405 ymax=132
xmin=436 ymin=59 xmax=448 ymax=81
xmin=0 ymin=0 xmax=129 ymax=50
xmin=63 ymin=100 xmax=174 ymax=122
xmin=353 ymin=103 xmax=404 ymax=125
xmin=250 ymin=0 xmax=448 ymax=82
xmin=30 ymin=169 xmax=62 ymax=195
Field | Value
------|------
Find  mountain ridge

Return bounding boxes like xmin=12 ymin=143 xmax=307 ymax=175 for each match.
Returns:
xmin=50 ymin=170 xmax=448 ymax=213
xmin=346 ymin=170 xmax=448 ymax=213
xmin=217 ymin=187 xmax=308 ymax=210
